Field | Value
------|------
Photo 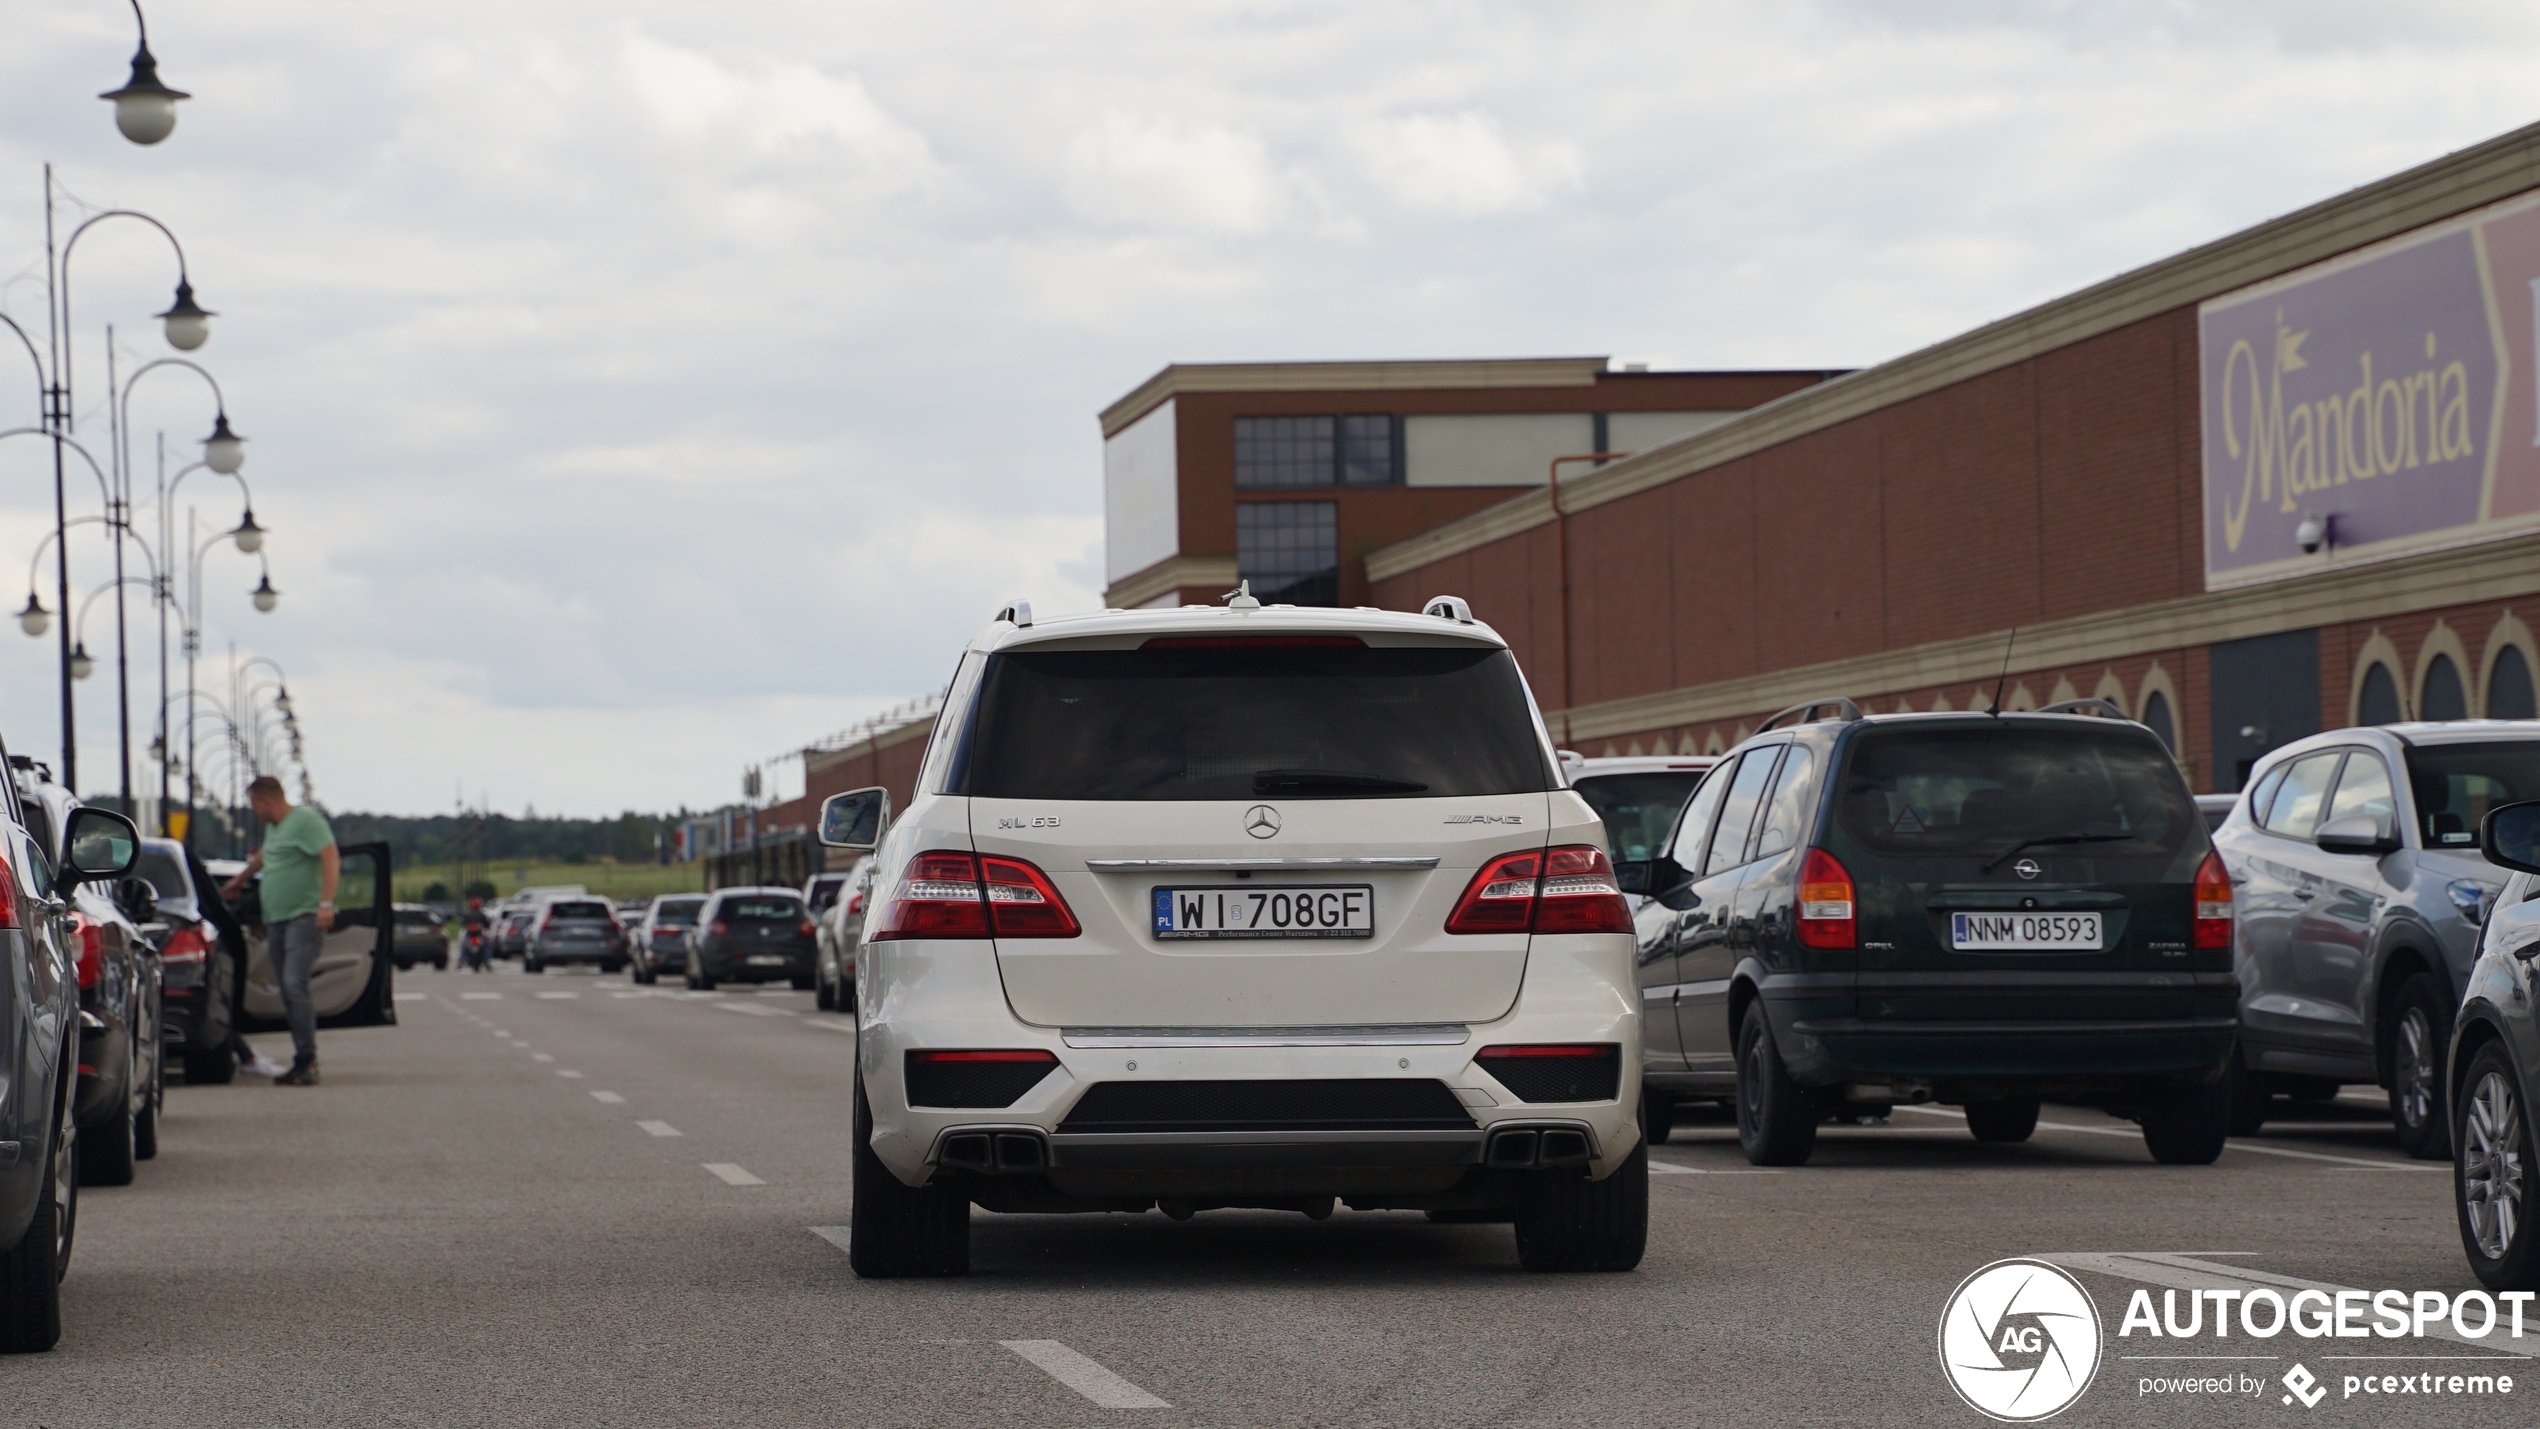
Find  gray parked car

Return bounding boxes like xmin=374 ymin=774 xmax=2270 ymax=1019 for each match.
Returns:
xmin=685 ymin=887 xmax=814 ymax=991
xmin=812 ymin=857 xmax=874 ymax=1012
xmin=627 ymin=894 xmax=703 ymax=985
xmin=391 ymin=903 xmax=447 ymax=970
xmin=523 ymin=897 xmax=627 ymax=974
xmin=2448 ymin=799 xmax=2540 ymax=1288
xmin=2213 ymin=720 xmax=2540 ymax=1156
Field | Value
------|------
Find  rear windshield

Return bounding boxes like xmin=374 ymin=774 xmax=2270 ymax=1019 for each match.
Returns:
xmin=2405 ymin=742 xmax=2540 ymax=848
xmin=134 ymin=849 xmax=191 ymax=901
xmin=1573 ymin=772 xmax=1707 ymax=863
xmin=394 ymin=908 xmax=437 ymax=927
xmin=1834 ymin=727 xmax=2197 ymax=860
xmin=721 ymin=897 xmax=801 ymax=921
xmin=949 ymin=644 xmax=1552 ymax=801
xmin=547 ymin=901 xmax=613 ymax=920
xmin=653 ymin=899 xmax=703 ymax=926
xmin=806 ymin=875 xmax=847 ymax=912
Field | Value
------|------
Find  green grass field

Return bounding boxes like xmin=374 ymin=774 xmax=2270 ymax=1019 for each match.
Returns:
xmin=392 ymin=859 xmax=707 ymax=903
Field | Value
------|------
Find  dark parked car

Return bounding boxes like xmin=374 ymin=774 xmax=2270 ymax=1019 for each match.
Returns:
xmin=1621 ymin=698 xmax=2234 ymax=1167
xmin=493 ymin=907 xmax=534 ymax=960
xmin=391 ymin=903 xmax=448 ymax=971
xmin=0 ymin=775 xmax=139 ymax=1352
xmin=1569 ymin=754 xmax=1717 ymax=913
xmin=2450 ymin=799 xmax=2540 ymax=1289
xmin=628 ymin=894 xmax=703 ymax=985
xmin=133 ymin=838 xmax=245 ymax=1084
xmin=2213 ymin=722 xmax=2539 ymax=1157
xmin=686 ymin=888 xmax=815 ymax=991
xmin=524 ymin=897 xmax=626 ymax=974
xmin=13 ymin=765 xmax=163 ymax=1188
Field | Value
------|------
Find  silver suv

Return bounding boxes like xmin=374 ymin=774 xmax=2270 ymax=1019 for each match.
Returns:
xmin=2212 ymin=719 xmax=2540 ymax=1156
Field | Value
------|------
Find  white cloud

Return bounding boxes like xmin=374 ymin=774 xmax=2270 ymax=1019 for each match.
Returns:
xmin=1061 ymin=113 xmax=1300 ymax=234
xmin=1349 ymin=112 xmax=1580 ymax=216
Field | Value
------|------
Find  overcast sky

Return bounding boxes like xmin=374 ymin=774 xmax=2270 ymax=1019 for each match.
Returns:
xmin=2 ymin=1 xmax=2536 ymax=817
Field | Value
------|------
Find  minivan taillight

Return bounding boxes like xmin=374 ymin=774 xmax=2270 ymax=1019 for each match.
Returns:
xmin=2193 ymin=850 xmax=2233 ymax=950
xmin=162 ymin=922 xmax=210 ymax=965
xmin=1445 ymin=845 xmax=1631 ymax=935
xmin=1795 ymin=848 xmax=1856 ymax=950
xmin=0 ymin=848 xmax=17 ymax=929
xmin=74 ymin=914 xmax=102 ymax=989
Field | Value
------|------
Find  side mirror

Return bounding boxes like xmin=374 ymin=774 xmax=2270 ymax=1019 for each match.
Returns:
xmin=60 ymin=806 xmax=140 ymax=889
xmin=2482 ymin=800 xmax=2540 ymax=876
xmin=115 ymin=876 xmax=159 ymax=925
xmin=2315 ymin=815 xmax=2400 ymax=857
xmin=819 ymin=787 xmax=890 ymax=852
xmin=1615 ymin=861 xmax=1652 ymax=895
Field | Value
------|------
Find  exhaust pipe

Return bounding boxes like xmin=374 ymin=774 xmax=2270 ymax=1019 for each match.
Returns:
xmin=935 ymin=1128 xmax=1050 ymax=1175
xmin=1485 ymin=1123 xmax=1596 ymax=1169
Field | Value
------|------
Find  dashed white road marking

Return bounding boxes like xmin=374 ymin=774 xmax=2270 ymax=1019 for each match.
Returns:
xmin=1647 ymin=1159 xmax=1783 ymax=1176
xmin=461 ymin=992 xmax=502 ymax=1000
xmin=715 ymin=1002 xmax=795 ymax=1018
xmin=703 ymin=1163 xmax=763 ymax=1185
xmin=808 ymin=1226 xmax=852 ymax=1253
xmin=590 ymin=1091 xmax=626 ymax=1104
xmin=557 ymin=1070 xmax=585 ymax=1079
xmin=532 ymin=1053 xmax=555 ymax=1063
xmin=999 ymin=1340 xmax=1171 ymax=1409
xmin=535 ymin=992 xmax=578 ymax=1000
xmin=395 ymin=992 xmax=425 ymax=1001
xmin=638 ymin=1120 xmax=681 ymax=1137
xmin=1893 ymin=1105 xmax=2446 ymax=1171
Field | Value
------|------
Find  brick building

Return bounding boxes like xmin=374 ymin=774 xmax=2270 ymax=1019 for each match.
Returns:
xmin=1300 ymin=123 xmax=2540 ymax=794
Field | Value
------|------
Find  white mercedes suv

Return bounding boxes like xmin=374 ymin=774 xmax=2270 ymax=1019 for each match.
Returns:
xmin=821 ymin=591 xmax=1646 ymax=1277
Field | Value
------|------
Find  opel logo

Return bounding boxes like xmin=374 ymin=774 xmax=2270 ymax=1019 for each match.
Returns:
xmin=1243 ymin=804 xmax=1281 ymax=839
xmin=2012 ymin=858 xmax=2043 ymax=881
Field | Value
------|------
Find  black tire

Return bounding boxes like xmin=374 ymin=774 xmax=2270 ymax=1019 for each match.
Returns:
xmin=1513 ymin=1141 xmax=1647 ymax=1272
xmin=2227 ymin=1055 xmax=2270 ymax=1137
xmin=523 ymin=958 xmax=544 ymax=975
xmin=790 ymin=974 xmax=815 ymax=992
xmin=695 ymin=966 xmax=716 ymax=992
xmin=1965 ymin=1098 xmax=2039 ymax=1143
xmin=435 ymin=955 xmax=449 ymax=971
xmin=79 ymin=1052 xmax=137 ymax=1188
xmin=2390 ymin=973 xmax=2453 ymax=1161
xmin=0 ymin=1064 xmax=76 ymax=1353
xmin=2141 ymin=1077 xmax=2231 ymax=1165
xmin=815 ymin=967 xmax=837 ymax=1011
xmin=134 ymin=1041 xmax=162 ymax=1162
xmin=847 ymin=1078 xmax=968 ymax=1278
xmin=2456 ymin=1040 xmax=2540 ymax=1291
xmin=1735 ymin=1002 xmax=1817 ymax=1166
xmin=1638 ymin=1089 xmax=1674 ymax=1148
xmin=182 ymin=1048 xmax=236 ymax=1085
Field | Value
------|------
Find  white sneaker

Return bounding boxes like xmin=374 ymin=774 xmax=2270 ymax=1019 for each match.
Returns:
xmin=241 ymin=1054 xmax=288 ymax=1077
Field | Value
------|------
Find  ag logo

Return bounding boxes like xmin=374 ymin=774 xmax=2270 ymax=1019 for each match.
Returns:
xmin=1938 ymin=1258 xmax=2101 ymax=1421
xmin=1243 ymin=804 xmax=1281 ymax=839
xmin=2012 ymin=858 xmax=2043 ymax=881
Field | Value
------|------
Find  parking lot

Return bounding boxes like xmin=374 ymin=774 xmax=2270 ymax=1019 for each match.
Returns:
xmin=1 ymin=962 xmax=2501 ymax=1428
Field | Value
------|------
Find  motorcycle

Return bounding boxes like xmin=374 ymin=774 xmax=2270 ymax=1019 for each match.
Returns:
xmin=461 ymin=927 xmax=489 ymax=973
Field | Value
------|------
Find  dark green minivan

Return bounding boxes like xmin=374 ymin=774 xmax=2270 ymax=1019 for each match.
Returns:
xmin=1620 ymin=699 xmax=2237 ymax=1167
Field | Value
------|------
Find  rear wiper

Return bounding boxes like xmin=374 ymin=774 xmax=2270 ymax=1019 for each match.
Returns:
xmin=1253 ymin=768 xmax=1429 ymax=795
xmin=1978 ymin=832 xmax=2139 ymax=873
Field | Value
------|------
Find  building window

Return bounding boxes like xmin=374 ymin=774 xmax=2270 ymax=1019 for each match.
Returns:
xmin=1234 ymin=415 xmax=1399 ymax=489
xmin=2359 ymin=663 xmax=2402 ymax=725
xmin=2141 ymin=690 xmax=2175 ymax=753
xmin=1236 ymin=501 xmax=1339 ymax=606
xmin=2490 ymin=645 xmax=2537 ymax=719
xmin=2423 ymin=654 xmax=2467 ymax=721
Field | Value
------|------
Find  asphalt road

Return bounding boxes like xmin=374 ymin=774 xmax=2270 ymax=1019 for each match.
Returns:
xmin=13 ymin=962 xmax=2525 ymax=1427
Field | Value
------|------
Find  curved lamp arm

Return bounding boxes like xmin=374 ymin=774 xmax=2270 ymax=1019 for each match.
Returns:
xmin=25 ymin=514 xmax=158 ymax=599
xmin=0 ymin=427 xmax=117 ymax=511
xmin=58 ymin=206 xmax=200 ymax=422
xmin=0 ymin=314 xmax=45 ymax=423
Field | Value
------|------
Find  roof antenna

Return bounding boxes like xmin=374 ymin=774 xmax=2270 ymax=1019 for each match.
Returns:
xmin=1985 ymin=628 xmax=2018 ymax=717
xmin=1223 ymin=579 xmax=1260 ymax=610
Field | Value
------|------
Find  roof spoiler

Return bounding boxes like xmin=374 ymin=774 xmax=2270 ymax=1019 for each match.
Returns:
xmin=2036 ymin=697 xmax=2132 ymax=722
xmin=1754 ymin=696 xmax=1864 ymax=733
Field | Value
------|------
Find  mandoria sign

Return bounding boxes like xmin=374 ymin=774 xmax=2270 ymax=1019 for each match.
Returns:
xmin=2200 ymin=187 xmax=2540 ymax=588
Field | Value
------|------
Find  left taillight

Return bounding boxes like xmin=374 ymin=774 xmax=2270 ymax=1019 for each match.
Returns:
xmin=870 ymin=851 xmax=1079 ymax=941
xmin=797 ymin=919 xmax=818 ymax=938
xmin=162 ymin=922 xmax=210 ymax=965
xmin=1796 ymin=847 xmax=1856 ymax=950
xmin=2193 ymin=850 xmax=2233 ymax=950
xmin=73 ymin=914 xmax=103 ymax=989
xmin=1445 ymin=844 xmax=1631 ymax=935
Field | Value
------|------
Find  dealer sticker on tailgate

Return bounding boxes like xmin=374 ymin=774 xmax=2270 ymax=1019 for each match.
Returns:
xmin=1152 ymin=885 xmax=1374 ymax=940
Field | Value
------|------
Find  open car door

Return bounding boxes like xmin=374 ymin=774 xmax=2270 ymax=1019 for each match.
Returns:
xmin=240 ymin=839 xmax=397 ymax=1031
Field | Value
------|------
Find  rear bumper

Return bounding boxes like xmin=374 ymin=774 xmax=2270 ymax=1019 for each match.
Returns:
xmin=1770 ymin=970 xmax=2239 ymax=1085
xmin=702 ymin=944 xmax=812 ymax=979
xmin=531 ymin=943 xmax=623 ymax=965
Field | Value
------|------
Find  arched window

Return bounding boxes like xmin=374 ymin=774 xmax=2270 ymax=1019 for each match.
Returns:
xmin=2359 ymin=663 xmax=2403 ymax=725
xmin=2422 ymin=654 xmax=2467 ymax=721
xmin=2490 ymin=645 xmax=2537 ymax=720
xmin=2141 ymin=690 xmax=2176 ymax=752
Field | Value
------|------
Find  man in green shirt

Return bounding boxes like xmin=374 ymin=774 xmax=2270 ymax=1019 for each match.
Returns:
xmin=221 ymin=776 xmax=338 ymax=1086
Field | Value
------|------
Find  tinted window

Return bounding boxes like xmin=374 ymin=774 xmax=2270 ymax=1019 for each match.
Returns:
xmin=1704 ymin=748 xmax=1784 ymax=876
xmin=2359 ymin=664 xmax=2403 ymax=725
xmin=2142 ymin=691 xmax=2176 ymax=753
xmin=2423 ymin=655 xmax=2468 ymax=722
xmin=721 ymin=897 xmax=802 ymax=922
xmin=1752 ymin=745 xmax=1818 ymax=861
xmin=653 ymin=898 xmax=703 ymax=926
xmin=806 ymin=875 xmax=848 ymax=913
xmin=2325 ymin=752 xmax=2396 ymax=838
xmin=2491 ymin=647 xmax=2537 ymax=720
xmin=546 ymin=901 xmax=612 ymax=920
xmin=1573 ymin=772 xmax=1705 ymax=863
xmin=950 ymin=645 xmax=1552 ymax=802
xmin=2260 ymin=753 xmax=2341 ymax=838
xmin=1833 ymin=727 xmax=2196 ymax=858
xmin=1666 ymin=761 xmax=1736 ymax=871
xmin=2405 ymin=741 xmax=2540 ymax=848
xmin=134 ymin=849 xmax=191 ymax=901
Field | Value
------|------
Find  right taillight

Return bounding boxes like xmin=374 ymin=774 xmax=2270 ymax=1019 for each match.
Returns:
xmin=980 ymin=856 xmax=1080 ymax=938
xmin=74 ymin=914 xmax=103 ymax=989
xmin=2193 ymin=850 xmax=2233 ymax=949
xmin=1795 ymin=847 xmax=1856 ymax=950
xmin=162 ymin=922 xmax=210 ymax=965
xmin=0 ymin=849 xmax=16 ymax=929
xmin=708 ymin=920 xmax=730 ymax=936
xmin=1445 ymin=845 xmax=1630 ymax=935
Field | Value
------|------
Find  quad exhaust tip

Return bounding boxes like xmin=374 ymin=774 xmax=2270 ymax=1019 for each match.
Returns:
xmin=1485 ymin=1126 xmax=1592 ymax=1169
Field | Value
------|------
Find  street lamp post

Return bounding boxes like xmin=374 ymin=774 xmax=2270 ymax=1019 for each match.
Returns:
xmin=98 ymin=1 xmax=189 ymax=146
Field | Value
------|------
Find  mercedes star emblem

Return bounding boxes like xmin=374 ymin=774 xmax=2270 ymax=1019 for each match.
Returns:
xmin=2012 ymin=858 xmax=2043 ymax=881
xmin=1243 ymin=804 xmax=1282 ymax=839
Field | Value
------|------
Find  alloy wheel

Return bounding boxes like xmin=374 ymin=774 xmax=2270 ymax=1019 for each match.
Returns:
xmin=2463 ymin=1070 xmax=2527 ymax=1261
xmin=2397 ymin=1009 xmax=2437 ymax=1130
xmin=52 ymin=1088 xmax=74 ymax=1266
xmin=1738 ymin=1034 xmax=1764 ymax=1140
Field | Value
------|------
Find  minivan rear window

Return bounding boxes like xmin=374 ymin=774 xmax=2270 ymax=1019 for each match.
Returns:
xmin=2405 ymin=741 xmax=2540 ymax=848
xmin=1573 ymin=772 xmax=1707 ymax=863
xmin=1834 ymin=727 xmax=2196 ymax=859
xmin=949 ymin=645 xmax=1553 ymax=801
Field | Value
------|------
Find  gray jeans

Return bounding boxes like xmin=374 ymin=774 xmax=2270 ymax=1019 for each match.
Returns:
xmin=267 ymin=914 xmax=323 ymax=1063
